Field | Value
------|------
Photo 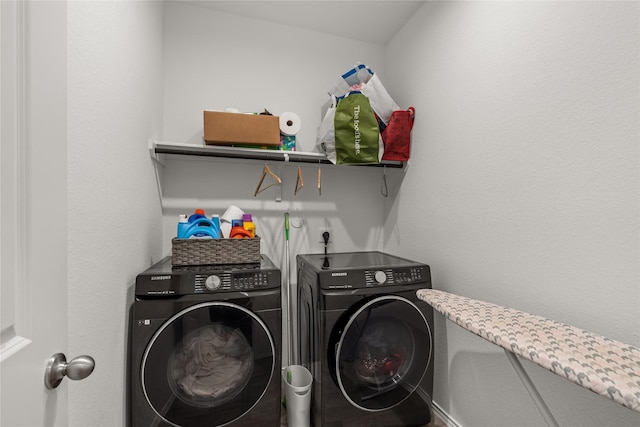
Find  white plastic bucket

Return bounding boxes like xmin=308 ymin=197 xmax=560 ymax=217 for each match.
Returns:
xmin=283 ymin=365 xmax=313 ymax=427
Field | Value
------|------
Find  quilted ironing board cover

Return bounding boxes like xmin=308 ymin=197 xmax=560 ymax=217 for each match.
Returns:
xmin=417 ymin=289 xmax=640 ymax=412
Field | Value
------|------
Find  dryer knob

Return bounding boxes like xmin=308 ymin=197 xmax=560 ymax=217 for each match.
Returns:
xmin=374 ymin=270 xmax=387 ymax=284
xmin=205 ymin=275 xmax=222 ymax=291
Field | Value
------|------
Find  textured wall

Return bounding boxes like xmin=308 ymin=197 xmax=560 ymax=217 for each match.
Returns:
xmin=160 ymin=2 xmax=393 ymax=363
xmin=64 ymin=2 xmax=640 ymax=426
xmin=385 ymin=2 xmax=640 ymax=426
xmin=160 ymin=1 xmax=393 ymax=259
xmin=67 ymin=2 xmax=164 ymax=425
xmin=66 ymin=3 xmax=391 ymax=424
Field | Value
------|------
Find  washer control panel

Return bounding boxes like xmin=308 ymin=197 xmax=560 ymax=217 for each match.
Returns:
xmin=364 ymin=266 xmax=427 ymax=287
xmin=135 ymin=255 xmax=281 ymax=297
xmin=193 ymin=271 xmax=277 ymax=293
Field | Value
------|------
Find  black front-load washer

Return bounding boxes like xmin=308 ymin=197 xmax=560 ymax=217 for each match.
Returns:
xmin=129 ymin=255 xmax=281 ymax=427
xmin=297 ymin=251 xmax=434 ymax=427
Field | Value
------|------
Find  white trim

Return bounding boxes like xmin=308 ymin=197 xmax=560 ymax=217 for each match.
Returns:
xmin=0 ymin=333 xmax=32 ymax=362
xmin=433 ymin=400 xmax=463 ymax=427
xmin=0 ymin=0 xmax=28 ymax=345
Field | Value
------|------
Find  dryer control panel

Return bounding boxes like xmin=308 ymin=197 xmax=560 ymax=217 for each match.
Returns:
xmin=318 ymin=266 xmax=429 ymax=289
xmin=299 ymin=251 xmax=431 ymax=290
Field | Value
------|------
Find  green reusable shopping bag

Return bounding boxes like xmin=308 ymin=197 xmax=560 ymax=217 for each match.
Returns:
xmin=333 ymin=92 xmax=381 ymax=165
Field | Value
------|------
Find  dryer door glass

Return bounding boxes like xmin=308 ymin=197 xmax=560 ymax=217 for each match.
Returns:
xmin=334 ymin=295 xmax=432 ymax=411
xmin=141 ymin=302 xmax=275 ymax=427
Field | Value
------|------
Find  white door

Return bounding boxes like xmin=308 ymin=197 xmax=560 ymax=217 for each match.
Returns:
xmin=1 ymin=2 xmax=89 ymax=426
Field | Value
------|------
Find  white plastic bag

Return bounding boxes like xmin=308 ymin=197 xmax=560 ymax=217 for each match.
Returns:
xmin=359 ymin=73 xmax=399 ymax=126
xmin=316 ymin=95 xmax=337 ymax=164
xmin=328 ymin=63 xmax=399 ymax=126
xmin=327 ymin=63 xmax=373 ymax=99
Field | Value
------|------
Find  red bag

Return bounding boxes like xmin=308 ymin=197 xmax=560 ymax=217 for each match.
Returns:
xmin=381 ymin=107 xmax=415 ymax=161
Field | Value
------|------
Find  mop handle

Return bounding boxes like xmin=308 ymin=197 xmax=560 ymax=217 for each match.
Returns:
xmin=285 ymin=212 xmax=290 ymax=240
xmin=284 ymin=212 xmax=292 ymax=366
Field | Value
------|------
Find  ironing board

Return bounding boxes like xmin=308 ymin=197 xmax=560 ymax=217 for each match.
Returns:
xmin=417 ymin=289 xmax=640 ymax=426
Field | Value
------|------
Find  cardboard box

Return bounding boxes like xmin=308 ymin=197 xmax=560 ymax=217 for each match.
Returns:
xmin=203 ymin=110 xmax=280 ymax=146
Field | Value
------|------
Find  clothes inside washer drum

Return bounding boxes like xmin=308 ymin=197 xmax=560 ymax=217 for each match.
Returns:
xmin=171 ymin=324 xmax=253 ymax=400
xmin=352 ymin=318 xmax=413 ymax=384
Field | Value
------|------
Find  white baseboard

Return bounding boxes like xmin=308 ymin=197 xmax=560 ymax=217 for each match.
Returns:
xmin=432 ymin=401 xmax=463 ymax=427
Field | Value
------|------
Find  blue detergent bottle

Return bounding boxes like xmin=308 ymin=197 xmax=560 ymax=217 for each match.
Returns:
xmin=178 ymin=209 xmax=221 ymax=239
xmin=210 ymin=214 xmax=221 ymax=235
xmin=188 ymin=208 xmax=207 ymax=223
xmin=177 ymin=214 xmax=190 ymax=238
xmin=185 ymin=219 xmax=219 ymax=239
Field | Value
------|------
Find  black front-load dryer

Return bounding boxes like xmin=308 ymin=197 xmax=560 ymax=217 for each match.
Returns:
xmin=297 ymin=251 xmax=434 ymax=427
xmin=129 ymin=255 xmax=281 ymax=427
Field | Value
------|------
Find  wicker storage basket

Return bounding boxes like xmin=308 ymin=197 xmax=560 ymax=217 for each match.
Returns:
xmin=171 ymin=237 xmax=261 ymax=266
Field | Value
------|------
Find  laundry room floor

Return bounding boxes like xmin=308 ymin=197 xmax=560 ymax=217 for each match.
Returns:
xmin=279 ymin=408 xmax=447 ymax=426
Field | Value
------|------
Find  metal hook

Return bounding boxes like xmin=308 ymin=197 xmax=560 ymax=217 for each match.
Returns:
xmin=317 ymin=160 xmax=322 ymax=196
xmin=295 ymin=165 xmax=304 ymax=195
xmin=381 ymin=165 xmax=388 ymax=197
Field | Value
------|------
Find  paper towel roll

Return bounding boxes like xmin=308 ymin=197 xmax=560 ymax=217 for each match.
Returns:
xmin=221 ymin=205 xmax=245 ymax=238
xmin=279 ymin=112 xmax=301 ymax=136
xmin=222 ymin=205 xmax=244 ymax=223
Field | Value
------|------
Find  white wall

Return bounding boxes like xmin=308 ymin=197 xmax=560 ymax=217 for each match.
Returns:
xmin=385 ymin=2 xmax=640 ymax=426
xmin=63 ymin=1 xmax=640 ymax=426
xmin=160 ymin=0 xmax=394 ymax=264
xmin=160 ymin=2 xmax=393 ymax=263
xmin=67 ymin=2 xmax=164 ymax=426
xmin=160 ymin=1 xmax=397 ymax=362
xmin=65 ymin=3 xmax=393 ymax=424
xmin=162 ymin=1 xmax=389 ymax=153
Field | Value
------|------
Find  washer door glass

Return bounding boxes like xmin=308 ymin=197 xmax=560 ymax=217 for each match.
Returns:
xmin=142 ymin=302 xmax=275 ymax=427
xmin=333 ymin=295 xmax=432 ymax=411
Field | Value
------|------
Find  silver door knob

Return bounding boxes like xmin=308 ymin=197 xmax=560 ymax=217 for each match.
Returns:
xmin=44 ymin=353 xmax=95 ymax=389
